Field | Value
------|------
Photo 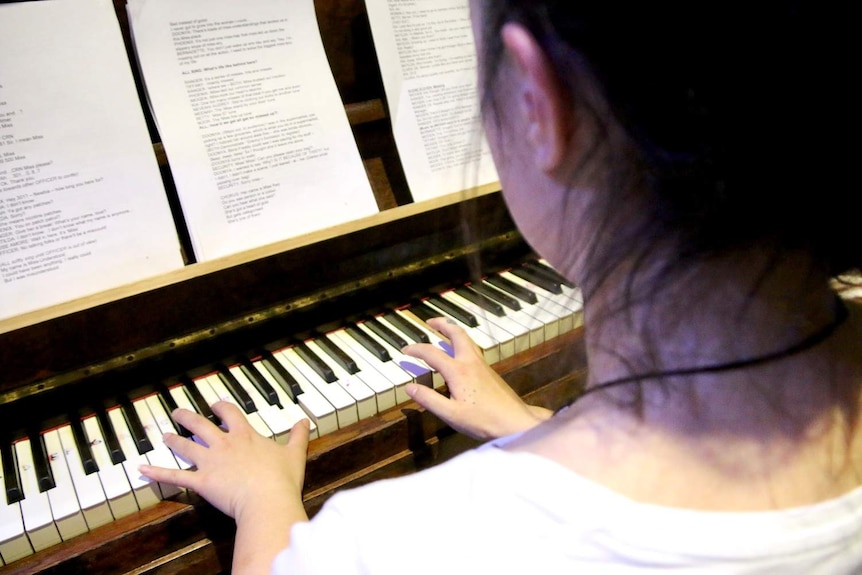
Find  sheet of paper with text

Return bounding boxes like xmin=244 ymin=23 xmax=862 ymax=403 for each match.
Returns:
xmin=364 ymin=0 xmax=499 ymax=203
xmin=128 ymin=0 xmax=378 ymax=262
xmin=0 ymin=0 xmax=184 ymax=322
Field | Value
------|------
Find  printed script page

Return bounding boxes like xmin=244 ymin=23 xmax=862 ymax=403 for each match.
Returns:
xmin=0 ymin=0 xmax=183 ymax=322
xmin=365 ymin=0 xmax=499 ymax=202
xmin=128 ymin=0 xmax=378 ymax=262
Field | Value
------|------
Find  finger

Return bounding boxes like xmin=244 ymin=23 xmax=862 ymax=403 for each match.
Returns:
xmin=162 ymin=432 xmax=207 ymax=464
xmin=286 ymin=420 xmax=310 ymax=465
xmin=287 ymin=418 xmax=310 ymax=451
xmin=172 ymin=408 xmax=224 ymax=444
xmin=139 ymin=464 xmax=199 ymax=491
xmin=210 ymin=400 xmax=252 ymax=433
xmin=426 ymin=317 xmax=482 ymax=357
xmin=401 ymin=342 xmax=455 ymax=372
xmin=406 ymin=383 xmax=458 ymax=423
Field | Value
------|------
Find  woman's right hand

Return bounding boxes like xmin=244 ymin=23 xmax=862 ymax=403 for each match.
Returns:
xmin=402 ymin=317 xmax=551 ymax=440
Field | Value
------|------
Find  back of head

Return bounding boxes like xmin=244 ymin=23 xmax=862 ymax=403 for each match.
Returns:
xmin=477 ymin=1 xmax=857 ymax=278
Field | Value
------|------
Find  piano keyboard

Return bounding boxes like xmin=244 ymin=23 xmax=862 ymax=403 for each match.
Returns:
xmin=0 ymin=259 xmax=582 ymax=565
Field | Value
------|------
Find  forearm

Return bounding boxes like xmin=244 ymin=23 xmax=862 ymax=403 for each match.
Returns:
xmin=232 ymin=498 xmax=308 ymax=575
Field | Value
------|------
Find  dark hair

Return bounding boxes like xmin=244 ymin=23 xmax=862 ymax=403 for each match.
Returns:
xmin=477 ymin=1 xmax=857 ymax=281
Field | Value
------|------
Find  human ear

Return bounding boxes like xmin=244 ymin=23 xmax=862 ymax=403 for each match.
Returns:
xmin=500 ymin=23 xmax=571 ymax=172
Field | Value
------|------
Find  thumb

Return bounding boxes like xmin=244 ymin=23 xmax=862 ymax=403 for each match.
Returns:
xmin=287 ymin=419 xmax=311 ymax=452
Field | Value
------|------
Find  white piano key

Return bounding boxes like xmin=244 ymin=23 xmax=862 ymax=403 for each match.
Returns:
xmin=420 ymin=299 xmax=503 ymax=364
xmin=332 ymin=329 xmax=415 ymax=404
xmin=167 ymin=383 xmax=199 ymax=417
xmin=204 ymin=375 xmax=275 ymax=439
xmin=144 ymin=396 xmax=193 ymax=470
xmin=306 ymin=339 xmax=377 ymax=420
xmin=498 ymin=271 xmax=576 ymax=336
xmin=279 ymin=348 xmax=359 ymax=429
xmin=481 ymin=277 xmax=559 ymax=343
xmin=263 ymin=353 xmax=338 ymax=436
xmin=82 ymin=416 xmax=138 ymax=520
xmin=13 ymin=440 xmax=61 ymax=551
xmin=106 ymin=408 xmax=162 ymax=510
xmin=131 ymin=399 xmax=184 ymax=499
xmin=536 ymin=259 xmax=585 ymax=328
xmin=324 ymin=329 xmax=397 ymax=411
xmin=0 ymin=450 xmax=33 ymax=564
xmin=56 ymin=425 xmax=113 ymax=530
xmin=42 ymin=430 xmax=89 ymax=541
xmin=507 ymin=267 xmax=582 ymax=315
xmin=374 ymin=315 xmax=446 ymax=388
xmin=471 ymin=282 xmax=547 ymax=348
xmin=441 ymin=290 xmax=527 ymax=357
xmin=250 ymin=360 xmax=319 ymax=440
xmin=229 ymin=366 xmax=295 ymax=444
xmin=354 ymin=322 xmax=436 ymax=404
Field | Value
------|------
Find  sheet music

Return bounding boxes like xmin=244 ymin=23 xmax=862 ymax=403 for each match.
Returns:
xmin=364 ymin=0 xmax=499 ymax=203
xmin=0 ymin=0 xmax=184 ymax=322
xmin=127 ymin=0 xmax=379 ymax=262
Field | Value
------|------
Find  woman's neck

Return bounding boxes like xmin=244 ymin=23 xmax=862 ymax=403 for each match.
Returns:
xmin=507 ymin=252 xmax=862 ymax=510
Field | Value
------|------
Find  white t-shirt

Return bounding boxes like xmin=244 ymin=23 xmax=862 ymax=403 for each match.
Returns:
xmin=273 ymin=437 xmax=862 ymax=574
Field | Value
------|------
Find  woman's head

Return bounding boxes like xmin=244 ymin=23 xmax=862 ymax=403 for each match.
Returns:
xmin=471 ymin=1 xmax=856 ymax=296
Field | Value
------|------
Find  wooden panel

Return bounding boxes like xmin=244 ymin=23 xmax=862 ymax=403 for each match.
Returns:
xmin=0 ymin=500 xmax=221 ymax=575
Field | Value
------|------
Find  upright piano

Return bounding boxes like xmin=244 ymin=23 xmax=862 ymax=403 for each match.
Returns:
xmin=0 ymin=1 xmax=588 ymax=572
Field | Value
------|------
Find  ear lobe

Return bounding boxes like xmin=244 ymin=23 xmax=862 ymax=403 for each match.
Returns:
xmin=501 ymin=23 xmax=571 ymax=172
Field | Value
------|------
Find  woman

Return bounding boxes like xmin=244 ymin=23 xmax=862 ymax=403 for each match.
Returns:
xmin=141 ymin=1 xmax=862 ymax=572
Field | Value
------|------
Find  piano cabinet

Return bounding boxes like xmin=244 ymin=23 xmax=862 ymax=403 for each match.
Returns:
xmin=0 ymin=0 xmax=589 ymax=572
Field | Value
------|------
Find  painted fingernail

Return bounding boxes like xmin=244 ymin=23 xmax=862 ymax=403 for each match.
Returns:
xmin=438 ymin=341 xmax=455 ymax=357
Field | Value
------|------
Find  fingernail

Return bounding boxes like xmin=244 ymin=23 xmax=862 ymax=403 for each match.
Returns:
xmin=406 ymin=383 xmax=417 ymax=397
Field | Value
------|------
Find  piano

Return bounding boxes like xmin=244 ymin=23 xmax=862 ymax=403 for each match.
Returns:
xmin=0 ymin=1 xmax=588 ymax=572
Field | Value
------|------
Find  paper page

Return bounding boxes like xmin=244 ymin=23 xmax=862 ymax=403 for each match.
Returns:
xmin=0 ymin=0 xmax=184 ymax=322
xmin=364 ymin=0 xmax=499 ymax=203
xmin=128 ymin=0 xmax=379 ymax=262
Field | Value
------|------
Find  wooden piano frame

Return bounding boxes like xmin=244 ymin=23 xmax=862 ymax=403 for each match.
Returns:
xmin=0 ymin=1 xmax=587 ymax=572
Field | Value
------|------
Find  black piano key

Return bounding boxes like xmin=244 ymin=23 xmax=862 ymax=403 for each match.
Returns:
xmin=524 ymin=260 xmax=575 ymax=288
xmin=69 ymin=417 xmax=99 ymax=475
xmin=315 ymin=335 xmax=360 ymax=374
xmin=28 ymin=431 xmax=56 ymax=492
xmin=239 ymin=359 xmax=281 ymax=407
xmin=455 ymin=287 xmax=505 ymax=317
xmin=294 ymin=342 xmax=337 ymax=383
xmin=508 ymin=266 xmax=562 ymax=294
xmin=470 ymin=282 xmax=521 ymax=311
xmin=345 ymin=325 xmax=391 ymax=362
xmin=180 ymin=376 xmax=221 ymax=426
xmin=155 ymin=384 xmax=193 ymax=437
xmin=410 ymin=302 xmax=444 ymax=323
xmin=1 ymin=439 xmax=24 ymax=504
xmin=383 ymin=312 xmax=430 ymax=343
xmin=486 ymin=274 xmax=539 ymax=305
xmin=258 ymin=351 xmax=304 ymax=402
xmin=119 ymin=398 xmax=153 ymax=455
xmin=427 ymin=295 xmax=479 ymax=328
xmin=95 ymin=408 xmax=126 ymax=465
xmin=217 ymin=365 xmax=257 ymax=414
xmin=364 ymin=317 xmax=409 ymax=350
